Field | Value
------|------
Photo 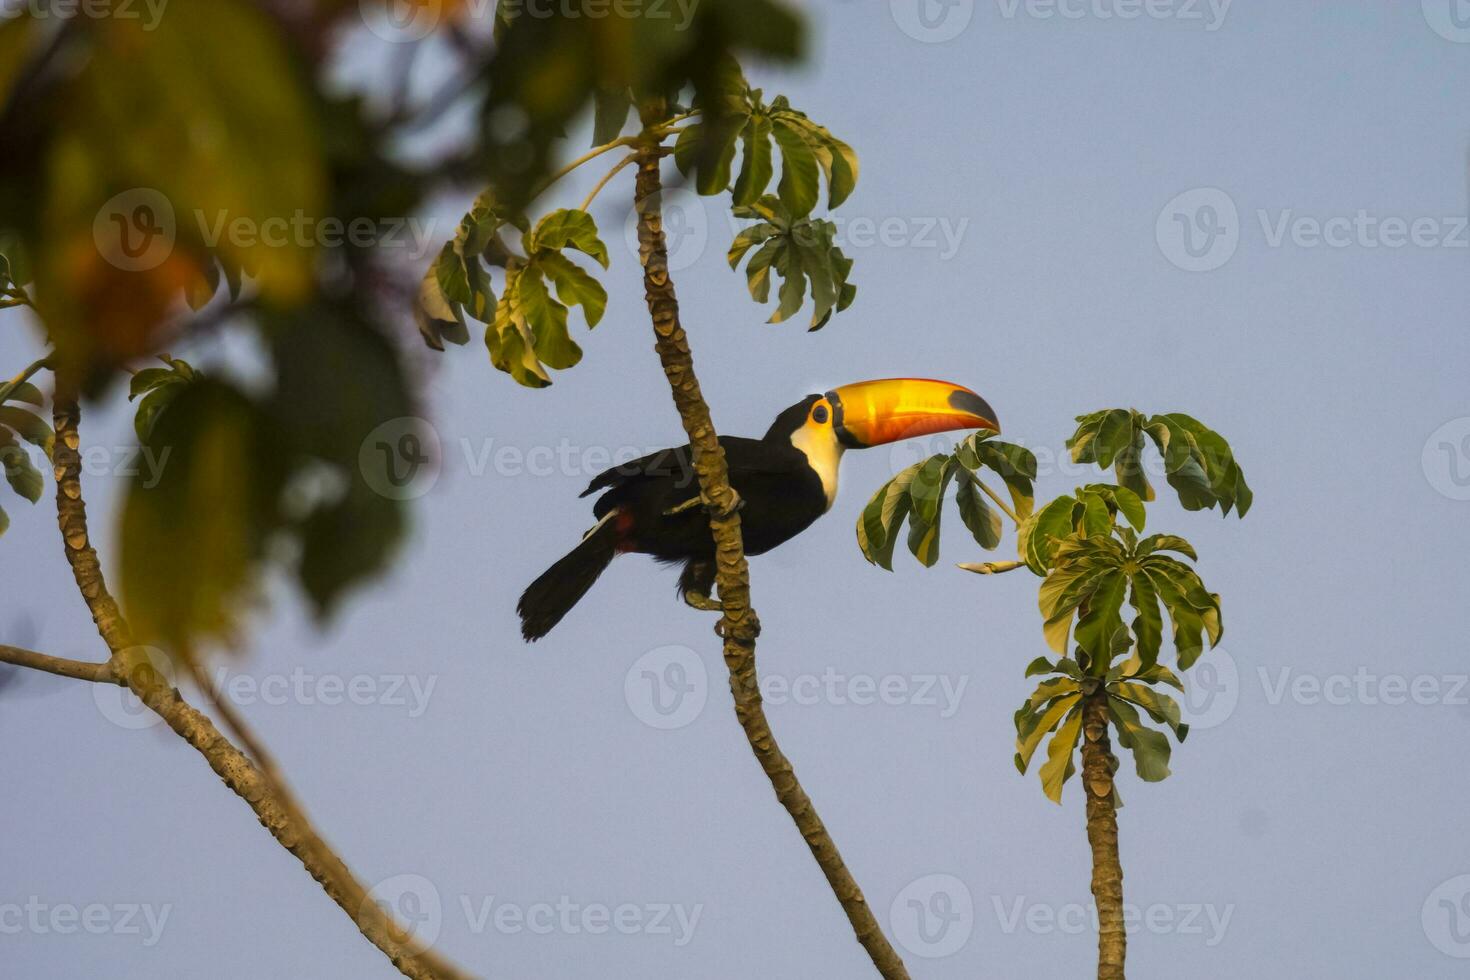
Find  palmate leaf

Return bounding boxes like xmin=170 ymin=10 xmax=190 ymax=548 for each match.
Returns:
xmin=1015 ymin=690 xmax=1081 ymax=774
xmin=1068 ymin=408 xmax=1251 ymax=517
xmin=955 ymin=434 xmax=1037 ymax=520
xmin=1017 ymin=495 xmax=1077 ymax=574
xmin=674 ymin=72 xmax=858 ymax=214
xmin=417 ymin=195 xmax=515 ymax=352
xmin=728 ymin=196 xmax=854 ymax=330
xmin=856 ymin=461 xmax=921 ymax=570
xmin=1034 ymin=522 xmax=1220 ymax=676
xmin=954 ymin=470 xmax=1003 ymax=550
xmin=451 ymin=208 xmax=609 ymax=388
xmin=1106 ymin=695 xmax=1172 ymax=782
xmin=1039 ymin=705 xmax=1085 ymax=803
xmin=905 ymin=455 xmax=954 ymax=567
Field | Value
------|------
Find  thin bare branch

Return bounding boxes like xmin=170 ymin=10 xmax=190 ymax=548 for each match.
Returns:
xmin=0 ymin=644 xmax=116 ymax=684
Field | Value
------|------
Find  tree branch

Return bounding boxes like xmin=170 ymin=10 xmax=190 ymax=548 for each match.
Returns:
xmin=630 ymin=128 xmax=912 ymax=980
xmin=50 ymin=397 xmax=475 ymax=980
xmin=0 ymin=643 xmax=116 ymax=684
xmin=1081 ymin=690 xmax=1126 ymax=979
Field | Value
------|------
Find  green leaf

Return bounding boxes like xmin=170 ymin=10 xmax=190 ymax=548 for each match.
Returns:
xmin=0 ymin=430 xmax=43 ymax=503
xmin=732 ymin=114 xmax=774 ymax=206
xmin=1107 ymin=696 xmax=1173 ymax=781
xmin=1114 ymin=431 xmax=1153 ymax=501
xmin=591 ymin=86 xmax=632 ymax=146
xmin=1136 ymin=533 xmax=1197 ymax=560
xmin=539 ymin=251 xmax=608 ymax=328
xmin=1113 ymin=682 xmax=1188 ymax=741
xmin=1107 ymin=485 xmax=1146 ymax=532
xmin=1015 ymin=692 xmax=1081 ymax=774
xmin=0 ymin=502 xmax=8 ymax=537
xmin=1040 ymin=703 xmax=1085 ymax=803
xmin=770 ymin=119 xmax=819 ymax=217
xmin=1018 ymin=494 xmax=1077 ymax=574
xmin=4 ymin=382 xmax=43 ymax=407
xmin=969 ymin=438 xmax=1037 ymax=520
xmin=1073 ymin=569 xmax=1127 ymax=664
xmin=528 ymin=209 xmax=609 ymax=268
xmin=1024 ymin=656 xmax=1058 ymax=678
xmin=728 ymin=197 xmax=855 ymax=330
xmin=119 ymin=379 xmax=287 ymax=649
xmin=1128 ymin=570 xmax=1164 ymax=667
xmin=954 ymin=471 xmax=1003 ymax=550
xmin=856 ymin=461 xmax=920 ymax=570
xmin=906 ymin=461 xmax=954 ymax=568
xmin=129 ymin=368 xmax=177 ymax=400
xmin=1144 ymin=413 xmax=1252 ymax=517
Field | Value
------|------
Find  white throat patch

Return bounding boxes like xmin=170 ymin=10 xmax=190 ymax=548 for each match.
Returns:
xmin=789 ymin=425 xmax=846 ymax=511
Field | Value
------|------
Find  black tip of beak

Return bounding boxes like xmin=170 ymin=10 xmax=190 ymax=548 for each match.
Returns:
xmin=949 ymin=389 xmax=1000 ymax=432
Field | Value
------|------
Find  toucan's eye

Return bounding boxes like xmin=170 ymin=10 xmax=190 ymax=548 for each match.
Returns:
xmin=812 ymin=404 xmax=829 ymax=424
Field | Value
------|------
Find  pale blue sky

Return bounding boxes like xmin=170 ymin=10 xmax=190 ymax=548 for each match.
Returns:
xmin=5 ymin=2 xmax=1470 ymax=977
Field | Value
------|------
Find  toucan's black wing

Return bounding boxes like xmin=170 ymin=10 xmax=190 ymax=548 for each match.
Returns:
xmin=581 ymin=436 xmax=792 ymax=499
xmin=583 ymin=436 xmax=815 ymax=528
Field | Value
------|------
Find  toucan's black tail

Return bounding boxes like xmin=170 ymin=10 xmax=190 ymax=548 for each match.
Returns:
xmin=517 ymin=516 xmax=619 ymax=642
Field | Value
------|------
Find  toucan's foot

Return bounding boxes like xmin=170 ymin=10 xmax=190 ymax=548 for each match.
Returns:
xmin=663 ymin=489 xmax=745 ymax=520
xmin=715 ymin=610 xmax=761 ymax=644
xmin=682 ymin=590 xmax=724 ymax=612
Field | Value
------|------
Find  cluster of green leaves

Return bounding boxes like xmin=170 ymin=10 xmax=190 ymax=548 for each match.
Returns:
xmin=1015 ymin=522 xmax=1218 ymax=802
xmin=852 ymin=407 xmax=1249 ymax=804
xmin=1015 ymin=652 xmax=1190 ymax=804
xmin=0 ymin=372 xmax=53 ymax=537
xmin=419 ymin=202 xmax=610 ymax=387
xmin=1069 ymin=409 xmax=1252 ymax=516
xmin=856 ymin=432 xmax=1036 ymax=569
xmin=667 ymin=65 xmax=860 ymax=330
xmin=727 ymin=197 xmax=854 ymax=330
xmin=674 ymin=81 xmax=858 ymax=215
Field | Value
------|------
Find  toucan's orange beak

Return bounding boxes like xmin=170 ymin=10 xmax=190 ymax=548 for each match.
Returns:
xmin=825 ymin=378 xmax=999 ymax=448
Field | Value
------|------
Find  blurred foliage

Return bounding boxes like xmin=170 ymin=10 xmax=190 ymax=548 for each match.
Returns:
xmin=855 ymin=409 xmax=1249 ymax=803
xmin=0 ymin=0 xmax=825 ymax=655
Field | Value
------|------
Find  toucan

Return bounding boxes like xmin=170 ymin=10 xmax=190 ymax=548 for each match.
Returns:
xmin=517 ymin=378 xmax=999 ymax=641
